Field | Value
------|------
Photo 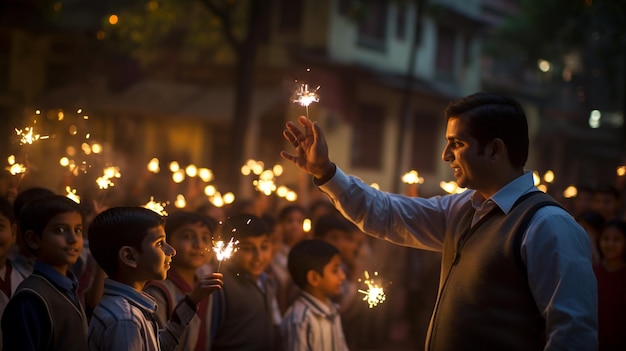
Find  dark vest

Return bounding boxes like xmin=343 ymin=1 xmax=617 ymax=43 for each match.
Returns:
xmin=426 ymin=192 xmax=560 ymax=351
xmin=211 ymin=265 xmax=275 ymax=351
xmin=14 ymin=273 xmax=88 ymax=351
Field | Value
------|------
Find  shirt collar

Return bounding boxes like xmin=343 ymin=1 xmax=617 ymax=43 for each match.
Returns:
xmin=300 ymin=291 xmax=339 ymax=319
xmin=34 ymin=260 xmax=78 ymax=292
xmin=471 ymin=171 xmax=536 ymax=214
xmin=103 ymin=278 xmax=157 ymax=313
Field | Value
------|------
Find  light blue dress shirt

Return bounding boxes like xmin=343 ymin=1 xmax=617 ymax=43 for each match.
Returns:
xmin=319 ymin=168 xmax=597 ymax=350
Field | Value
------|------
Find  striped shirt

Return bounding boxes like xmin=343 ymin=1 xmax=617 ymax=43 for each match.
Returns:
xmin=88 ymin=278 xmax=197 ymax=351
xmin=280 ymin=291 xmax=349 ymax=351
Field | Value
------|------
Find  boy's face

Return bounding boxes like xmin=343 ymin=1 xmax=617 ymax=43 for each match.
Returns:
xmin=281 ymin=211 xmax=307 ymax=246
xmin=136 ymin=225 xmax=176 ymax=281
xmin=316 ymin=254 xmax=346 ymax=297
xmin=322 ymin=229 xmax=361 ymax=265
xmin=0 ymin=214 xmax=16 ymax=261
xmin=232 ymin=234 xmax=271 ymax=279
xmin=30 ymin=211 xmax=83 ymax=274
xmin=168 ymin=222 xmax=212 ymax=270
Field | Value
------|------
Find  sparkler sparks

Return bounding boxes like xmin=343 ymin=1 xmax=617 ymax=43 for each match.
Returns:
xmin=358 ymin=271 xmax=387 ymax=308
xmin=291 ymin=77 xmax=320 ymax=118
xmin=144 ymin=196 xmax=168 ymax=216
xmin=212 ymin=237 xmax=239 ymax=272
xmin=15 ymin=126 xmax=49 ymax=145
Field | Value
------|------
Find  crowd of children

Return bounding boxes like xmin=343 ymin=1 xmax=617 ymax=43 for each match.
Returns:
xmin=0 ymin=178 xmax=625 ymax=350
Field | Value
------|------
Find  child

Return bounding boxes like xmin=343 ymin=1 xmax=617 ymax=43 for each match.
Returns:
xmin=280 ymin=239 xmax=349 ymax=351
xmin=87 ymin=206 xmax=223 ymax=351
xmin=1 ymin=195 xmax=88 ymax=350
xmin=593 ymin=219 xmax=626 ymax=351
xmin=9 ymin=186 xmax=56 ymax=281
xmin=0 ymin=197 xmax=18 ymax=347
xmin=271 ymin=204 xmax=308 ymax=314
xmin=210 ymin=213 xmax=278 ymax=350
xmin=312 ymin=213 xmax=368 ymax=349
xmin=144 ymin=211 xmax=218 ymax=351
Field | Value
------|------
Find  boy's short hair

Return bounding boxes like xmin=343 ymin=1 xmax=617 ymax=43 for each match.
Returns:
xmin=19 ymin=195 xmax=81 ymax=237
xmin=89 ymin=206 xmax=165 ymax=277
xmin=19 ymin=195 xmax=82 ymax=255
xmin=13 ymin=187 xmax=55 ymax=219
xmin=277 ymin=204 xmax=307 ymax=222
xmin=313 ymin=214 xmax=358 ymax=239
xmin=288 ymin=239 xmax=339 ymax=290
xmin=165 ymin=211 xmax=218 ymax=239
xmin=0 ymin=197 xmax=14 ymax=224
xmin=221 ymin=213 xmax=269 ymax=241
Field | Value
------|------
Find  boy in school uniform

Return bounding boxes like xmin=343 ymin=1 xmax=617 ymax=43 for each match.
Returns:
xmin=280 ymin=239 xmax=349 ymax=351
xmin=87 ymin=206 xmax=223 ymax=351
xmin=210 ymin=213 xmax=279 ymax=350
xmin=144 ymin=211 xmax=218 ymax=351
xmin=1 ymin=195 xmax=88 ymax=350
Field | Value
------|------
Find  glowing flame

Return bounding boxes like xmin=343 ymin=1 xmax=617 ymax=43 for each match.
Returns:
xmin=144 ymin=196 xmax=168 ymax=216
xmin=402 ymin=170 xmax=424 ymax=184
xmin=15 ymin=126 xmax=49 ymax=145
xmin=65 ymin=186 xmax=80 ymax=204
xmin=358 ymin=271 xmax=386 ymax=308
xmin=212 ymin=237 xmax=239 ymax=272
xmin=292 ymin=83 xmax=320 ymax=107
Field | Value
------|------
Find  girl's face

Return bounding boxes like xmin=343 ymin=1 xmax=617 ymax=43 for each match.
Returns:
xmin=599 ymin=226 xmax=626 ymax=262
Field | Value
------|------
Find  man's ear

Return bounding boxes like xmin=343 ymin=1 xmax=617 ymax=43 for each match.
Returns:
xmin=24 ymin=230 xmax=40 ymax=251
xmin=487 ymin=138 xmax=506 ymax=161
xmin=119 ymin=246 xmax=138 ymax=268
xmin=306 ymin=269 xmax=321 ymax=288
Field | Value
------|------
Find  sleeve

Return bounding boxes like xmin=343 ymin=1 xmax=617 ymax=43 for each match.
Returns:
xmin=143 ymin=284 xmax=170 ymax=328
xmin=280 ymin=313 xmax=312 ymax=351
xmin=159 ymin=294 xmax=197 ymax=351
xmin=318 ymin=166 xmax=469 ymax=252
xmin=1 ymin=291 xmax=51 ymax=351
xmin=523 ymin=207 xmax=598 ymax=350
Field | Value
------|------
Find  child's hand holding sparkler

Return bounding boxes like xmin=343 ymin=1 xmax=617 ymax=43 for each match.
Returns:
xmin=187 ymin=272 xmax=224 ymax=305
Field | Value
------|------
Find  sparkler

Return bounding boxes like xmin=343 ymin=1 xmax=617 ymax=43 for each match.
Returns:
xmin=357 ymin=271 xmax=387 ymax=308
xmin=15 ymin=126 xmax=49 ymax=145
xmin=291 ymin=80 xmax=320 ymax=118
xmin=144 ymin=196 xmax=168 ymax=216
xmin=212 ymin=237 xmax=239 ymax=272
xmin=65 ymin=186 xmax=80 ymax=204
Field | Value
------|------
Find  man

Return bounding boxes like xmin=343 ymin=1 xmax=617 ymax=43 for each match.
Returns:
xmin=280 ymin=92 xmax=597 ymax=351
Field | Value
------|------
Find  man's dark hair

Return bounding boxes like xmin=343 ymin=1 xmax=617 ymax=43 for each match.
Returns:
xmin=88 ymin=206 xmax=165 ymax=276
xmin=445 ymin=92 xmax=529 ymax=169
xmin=288 ymin=239 xmax=340 ymax=290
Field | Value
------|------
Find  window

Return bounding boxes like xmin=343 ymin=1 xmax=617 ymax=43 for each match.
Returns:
xmin=410 ymin=112 xmax=438 ymax=174
xmin=396 ymin=2 xmax=407 ymax=40
xmin=435 ymin=26 xmax=456 ymax=79
xmin=351 ymin=104 xmax=385 ymax=169
xmin=357 ymin=0 xmax=388 ymax=51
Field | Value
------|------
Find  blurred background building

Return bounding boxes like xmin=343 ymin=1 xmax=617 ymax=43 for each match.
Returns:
xmin=0 ymin=0 xmax=624 ymax=208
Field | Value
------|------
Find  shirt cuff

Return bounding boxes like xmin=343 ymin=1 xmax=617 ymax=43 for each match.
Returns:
xmin=313 ymin=163 xmax=337 ymax=186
